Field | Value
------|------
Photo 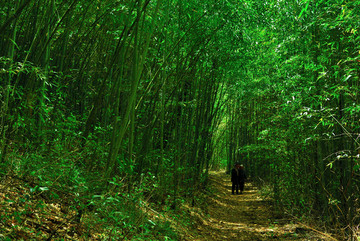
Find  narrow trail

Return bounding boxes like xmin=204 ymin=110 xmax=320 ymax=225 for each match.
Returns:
xmin=191 ymin=171 xmax=337 ymax=241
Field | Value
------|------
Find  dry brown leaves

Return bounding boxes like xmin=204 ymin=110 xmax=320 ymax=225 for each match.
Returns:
xmin=0 ymin=176 xmax=103 ymax=240
xmin=181 ymin=171 xmax=340 ymax=241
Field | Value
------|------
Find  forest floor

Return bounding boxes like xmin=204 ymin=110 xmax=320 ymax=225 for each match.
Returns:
xmin=185 ymin=171 xmax=339 ymax=241
xmin=0 ymin=171 xmax=341 ymax=240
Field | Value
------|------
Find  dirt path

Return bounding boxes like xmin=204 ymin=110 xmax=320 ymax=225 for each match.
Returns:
xmin=191 ymin=171 xmax=338 ymax=241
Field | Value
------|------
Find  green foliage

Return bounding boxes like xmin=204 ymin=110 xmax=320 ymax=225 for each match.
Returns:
xmin=222 ymin=0 xmax=360 ymax=239
xmin=1 ymin=0 xmax=359 ymax=239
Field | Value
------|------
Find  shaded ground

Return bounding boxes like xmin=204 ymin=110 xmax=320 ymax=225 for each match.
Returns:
xmin=0 ymin=171 xmax=340 ymax=240
xmin=189 ymin=171 xmax=338 ymax=241
xmin=0 ymin=176 xmax=95 ymax=240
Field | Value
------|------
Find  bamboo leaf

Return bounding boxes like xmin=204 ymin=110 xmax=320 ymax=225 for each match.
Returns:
xmin=298 ymin=0 xmax=310 ymax=18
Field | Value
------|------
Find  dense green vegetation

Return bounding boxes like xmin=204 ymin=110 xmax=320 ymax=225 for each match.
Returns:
xmin=0 ymin=0 xmax=359 ymax=240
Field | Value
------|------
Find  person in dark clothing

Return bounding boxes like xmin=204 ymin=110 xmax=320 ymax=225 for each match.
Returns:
xmin=231 ymin=163 xmax=247 ymax=195
xmin=238 ymin=165 xmax=247 ymax=194
xmin=231 ymin=163 xmax=241 ymax=194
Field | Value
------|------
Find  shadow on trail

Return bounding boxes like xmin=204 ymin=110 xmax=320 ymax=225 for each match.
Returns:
xmin=191 ymin=171 xmax=338 ymax=241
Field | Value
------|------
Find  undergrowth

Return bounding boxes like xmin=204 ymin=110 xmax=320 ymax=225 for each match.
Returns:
xmin=0 ymin=149 xmax=206 ymax=240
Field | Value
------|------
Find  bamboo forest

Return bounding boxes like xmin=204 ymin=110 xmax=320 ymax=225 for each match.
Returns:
xmin=0 ymin=0 xmax=359 ymax=240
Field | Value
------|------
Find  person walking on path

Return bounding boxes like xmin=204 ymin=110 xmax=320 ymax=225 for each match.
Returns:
xmin=231 ymin=163 xmax=241 ymax=195
xmin=238 ymin=164 xmax=247 ymax=194
xmin=231 ymin=163 xmax=247 ymax=195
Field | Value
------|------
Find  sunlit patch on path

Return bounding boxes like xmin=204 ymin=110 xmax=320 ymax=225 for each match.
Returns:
xmin=191 ymin=171 xmax=338 ymax=241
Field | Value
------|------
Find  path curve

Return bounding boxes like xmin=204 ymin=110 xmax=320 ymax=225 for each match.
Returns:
xmin=191 ymin=171 xmax=337 ymax=241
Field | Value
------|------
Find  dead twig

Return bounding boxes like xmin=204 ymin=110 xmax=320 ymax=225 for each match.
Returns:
xmin=295 ymin=220 xmax=339 ymax=241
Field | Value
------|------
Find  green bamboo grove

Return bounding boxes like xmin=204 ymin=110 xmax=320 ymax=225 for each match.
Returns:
xmin=1 ymin=0 xmax=359 ymax=239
